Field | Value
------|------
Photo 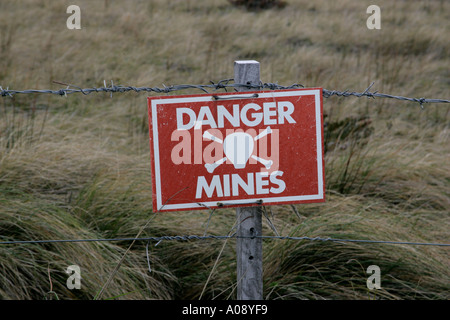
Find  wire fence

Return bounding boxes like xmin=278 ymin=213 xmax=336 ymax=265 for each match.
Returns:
xmin=1 ymin=79 xmax=450 ymax=108
xmin=0 ymin=79 xmax=449 ymax=248
xmin=0 ymin=194 xmax=448 ymax=248
xmin=1 ymin=196 xmax=449 ymax=247
xmin=1 ymin=77 xmax=449 ymax=301
xmin=1 ymin=234 xmax=449 ymax=247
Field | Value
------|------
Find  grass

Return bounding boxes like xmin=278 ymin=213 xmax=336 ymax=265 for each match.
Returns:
xmin=0 ymin=0 xmax=449 ymax=300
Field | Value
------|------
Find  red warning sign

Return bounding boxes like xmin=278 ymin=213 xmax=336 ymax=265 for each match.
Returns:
xmin=147 ymin=88 xmax=325 ymax=212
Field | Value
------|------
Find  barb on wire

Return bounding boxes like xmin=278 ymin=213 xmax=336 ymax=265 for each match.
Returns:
xmin=0 ymin=80 xmax=303 ymax=97
xmin=1 ymin=79 xmax=448 ymax=108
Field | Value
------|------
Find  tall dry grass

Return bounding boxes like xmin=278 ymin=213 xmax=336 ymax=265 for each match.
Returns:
xmin=0 ymin=0 xmax=449 ymax=299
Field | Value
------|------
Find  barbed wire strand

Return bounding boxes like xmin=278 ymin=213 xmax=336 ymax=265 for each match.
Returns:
xmin=1 ymin=80 xmax=449 ymax=108
xmin=0 ymin=187 xmax=448 ymax=248
xmin=0 ymin=234 xmax=448 ymax=247
xmin=2 ymin=79 xmax=448 ymax=297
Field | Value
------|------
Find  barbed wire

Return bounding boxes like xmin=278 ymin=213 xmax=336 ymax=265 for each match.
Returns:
xmin=322 ymin=82 xmax=450 ymax=109
xmin=0 ymin=79 xmax=301 ymax=97
xmin=1 ymin=80 xmax=449 ymax=108
xmin=2 ymin=78 xmax=448 ymax=297
xmin=0 ymin=234 xmax=448 ymax=247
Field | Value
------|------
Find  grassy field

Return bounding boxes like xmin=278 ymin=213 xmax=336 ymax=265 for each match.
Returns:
xmin=0 ymin=0 xmax=449 ymax=300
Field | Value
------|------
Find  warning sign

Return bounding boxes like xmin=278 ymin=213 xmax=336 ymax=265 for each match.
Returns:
xmin=147 ymin=88 xmax=325 ymax=212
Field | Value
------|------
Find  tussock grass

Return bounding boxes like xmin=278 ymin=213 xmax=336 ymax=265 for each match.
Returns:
xmin=262 ymin=196 xmax=449 ymax=300
xmin=0 ymin=192 xmax=176 ymax=300
xmin=0 ymin=0 xmax=449 ymax=299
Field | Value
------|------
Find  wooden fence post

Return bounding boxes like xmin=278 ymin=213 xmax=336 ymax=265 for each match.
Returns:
xmin=234 ymin=60 xmax=263 ymax=300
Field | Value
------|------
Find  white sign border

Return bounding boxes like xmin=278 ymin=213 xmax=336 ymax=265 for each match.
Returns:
xmin=151 ymin=89 xmax=324 ymax=211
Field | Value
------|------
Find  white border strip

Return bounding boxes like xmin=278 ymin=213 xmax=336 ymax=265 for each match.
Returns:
xmin=151 ymin=89 xmax=323 ymax=211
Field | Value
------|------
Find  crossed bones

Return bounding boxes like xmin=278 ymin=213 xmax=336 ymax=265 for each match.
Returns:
xmin=203 ymin=126 xmax=274 ymax=173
